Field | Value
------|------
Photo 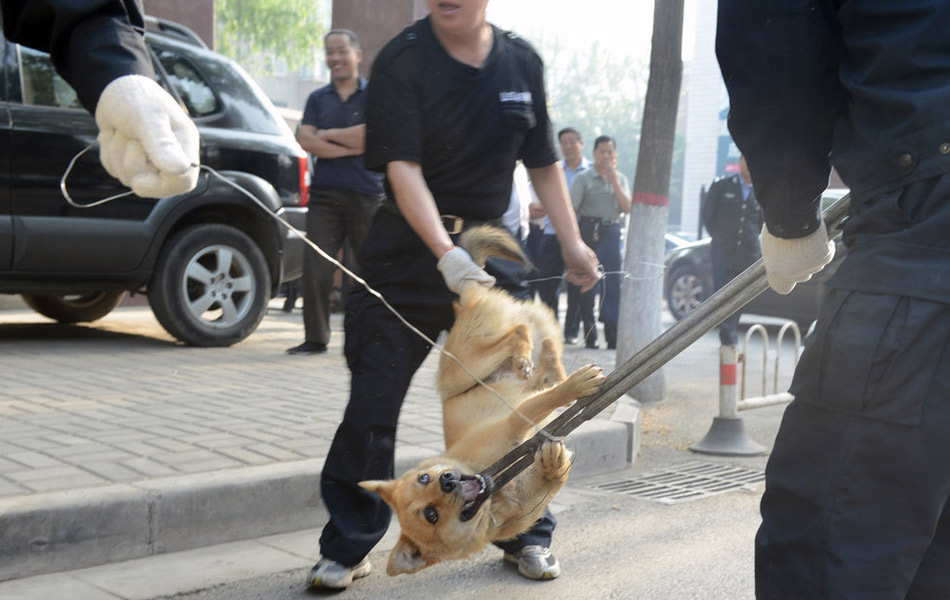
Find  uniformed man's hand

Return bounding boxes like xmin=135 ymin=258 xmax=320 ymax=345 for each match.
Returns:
xmin=760 ymin=224 xmax=835 ymax=295
xmin=95 ymin=75 xmax=200 ymax=199
xmin=437 ymin=246 xmax=496 ymax=294
xmin=561 ymin=239 xmax=601 ymax=292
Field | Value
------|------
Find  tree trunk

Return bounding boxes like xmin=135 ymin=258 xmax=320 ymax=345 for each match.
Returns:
xmin=617 ymin=0 xmax=684 ymax=403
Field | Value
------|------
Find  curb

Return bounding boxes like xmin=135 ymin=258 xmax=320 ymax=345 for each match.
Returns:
xmin=0 ymin=417 xmax=637 ymax=582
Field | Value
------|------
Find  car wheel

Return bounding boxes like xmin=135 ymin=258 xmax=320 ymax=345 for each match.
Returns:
xmin=22 ymin=291 xmax=126 ymax=323
xmin=148 ymin=224 xmax=271 ymax=347
xmin=666 ymin=264 xmax=707 ymax=321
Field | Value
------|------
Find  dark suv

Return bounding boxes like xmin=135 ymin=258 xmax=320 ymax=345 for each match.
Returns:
xmin=0 ymin=17 xmax=308 ymax=346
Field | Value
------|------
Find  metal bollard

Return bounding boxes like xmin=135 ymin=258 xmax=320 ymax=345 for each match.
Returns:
xmin=689 ymin=344 xmax=767 ymax=456
xmin=737 ymin=322 xmax=800 ymax=412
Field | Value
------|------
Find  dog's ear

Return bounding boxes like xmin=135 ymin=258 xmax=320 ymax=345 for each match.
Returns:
xmin=358 ymin=479 xmax=396 ymax=505
xmin=387 ymin=534 xmax=432 ymax=575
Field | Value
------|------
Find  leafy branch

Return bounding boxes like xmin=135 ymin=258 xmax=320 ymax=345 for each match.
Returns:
xmin=214 ymin=0 xmax=327 ymax=76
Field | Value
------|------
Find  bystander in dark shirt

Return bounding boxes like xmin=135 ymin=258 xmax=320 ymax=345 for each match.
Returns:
xmin=302 ymin=77 xmax=383 ymax=196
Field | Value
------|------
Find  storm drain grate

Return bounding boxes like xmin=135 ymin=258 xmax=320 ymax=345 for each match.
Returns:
xmin=593 ymin=461 xmax=765 ymax=505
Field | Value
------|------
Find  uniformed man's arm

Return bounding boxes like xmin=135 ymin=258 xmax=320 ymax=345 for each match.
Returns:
xmin=1 ymin=0 xmax=199 ymax=199
xmin=2 ymin=0 xmax=153 ymax=112
xmin=386 ymin=160 xmax=496 ymax=293
xmin=386 ymin=161 xmax=454 ymax=259
xmin=611 ymin=172 xmax=632 ymax=213
xmin=718 ymin=0 xmax=837 ymax=295
xmin=717 ymin=0 xmax=839 ymax=239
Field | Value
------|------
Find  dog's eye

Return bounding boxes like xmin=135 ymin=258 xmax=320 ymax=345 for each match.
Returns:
xmin=417 ymin=473 xmax=430 ymax=484
xmin=424 ymin=506 xmax=439 ymax=524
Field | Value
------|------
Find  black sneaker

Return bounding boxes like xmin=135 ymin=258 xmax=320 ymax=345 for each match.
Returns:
xmin=286 ymin=341 xmax=328 ymax=354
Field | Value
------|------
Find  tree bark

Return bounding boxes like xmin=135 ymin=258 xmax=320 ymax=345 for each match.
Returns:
xmin=617 ymin=0 xmax=684 ymax=403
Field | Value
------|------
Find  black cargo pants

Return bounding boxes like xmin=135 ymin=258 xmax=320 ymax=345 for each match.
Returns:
xmin=318 ymin=210 xmax=554 ymax=567
xmin=756 ymin=288 xmax=950 ymax=599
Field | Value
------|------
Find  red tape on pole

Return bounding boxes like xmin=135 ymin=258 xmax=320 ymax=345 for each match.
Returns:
xmin=720 ymin=363 xmax=737 ymax=386
xmin=633 ymin=191 xmax=670 ymax=207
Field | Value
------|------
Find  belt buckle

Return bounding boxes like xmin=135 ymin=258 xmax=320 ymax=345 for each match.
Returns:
xmin=442 ymin=214 xmax=464 ymax=235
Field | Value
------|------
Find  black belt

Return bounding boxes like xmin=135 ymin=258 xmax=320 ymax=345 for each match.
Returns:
xmin=580 ymin=217 xmax=620 ymax=226
xmin=381 ymin=200 xmax=501 ymax=235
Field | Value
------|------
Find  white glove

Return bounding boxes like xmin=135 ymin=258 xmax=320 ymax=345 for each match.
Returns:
xmin=760 ymin=224 xmax=836 ymax=295
xmin=95 ymin=75 xmax=200 ymax=198
xmin=436 ymin=246 xmax=496 ymax=294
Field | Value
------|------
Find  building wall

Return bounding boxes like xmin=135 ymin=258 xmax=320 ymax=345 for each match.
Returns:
xmin=680 ymin=0 xmax=721 ymax=238
xmin=142 ymin=0 xmax=214 ymax=48
xmin=331 ymin=0 xmax=428 ymax=77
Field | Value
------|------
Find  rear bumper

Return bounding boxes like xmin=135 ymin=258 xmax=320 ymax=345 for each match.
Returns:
xmin=277 ymin=206 xmax=307 ymax=283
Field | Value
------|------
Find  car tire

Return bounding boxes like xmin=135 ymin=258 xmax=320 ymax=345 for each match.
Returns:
xmin=148 ymin=224 xmax=271 ymax=347
xmin=22 ymin=291 xmax=126 ymax=323
xmin=666 ymin=263 xmax=707 ymax=321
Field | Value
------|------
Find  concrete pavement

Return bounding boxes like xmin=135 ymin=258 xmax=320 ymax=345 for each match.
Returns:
xmin=0 ymin=295 xmax=645 ymax=582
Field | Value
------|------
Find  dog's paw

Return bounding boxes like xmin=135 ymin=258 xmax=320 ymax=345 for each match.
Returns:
xmin=564 ymin=364 xmax=606 ymax=398
xmin=537 ymin=440 xmax=571 ymax=478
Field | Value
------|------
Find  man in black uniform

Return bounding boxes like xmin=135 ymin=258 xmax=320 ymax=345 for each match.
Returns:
xmin=309 ymin=0 xmax=600 ymax=590
xmin=700 ymin=155 xmax=762 ymax=347
xmin=719 ymin=1 xmax=950 ymax=597
xmin=1 ymin=0 xmax=199 ymax=199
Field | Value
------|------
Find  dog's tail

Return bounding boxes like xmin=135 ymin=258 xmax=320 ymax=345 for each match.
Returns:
xmin=458 ymin=225 xmax=531 ymax=270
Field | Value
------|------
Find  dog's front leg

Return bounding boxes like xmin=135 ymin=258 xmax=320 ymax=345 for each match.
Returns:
xmin=504 ymin=364 xmax=604 ymax=439
xmin=492 ymin=441 xmax=573 ymax=542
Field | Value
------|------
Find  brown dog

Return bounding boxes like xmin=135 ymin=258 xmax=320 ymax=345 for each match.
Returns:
xmin=359 ymin=226 xmax=605 ymax=575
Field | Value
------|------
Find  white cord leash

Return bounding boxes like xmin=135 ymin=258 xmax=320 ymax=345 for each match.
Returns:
xmin=59 ymin=147 xmax=562 ymax=441
xmin=60 ymin=143 xmax=136 ymax=208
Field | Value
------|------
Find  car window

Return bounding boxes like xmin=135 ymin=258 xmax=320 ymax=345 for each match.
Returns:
xmin=17 ymin=46 xmax=81 ymax=109
xmin=153 ymin=48 xmax=219 ymax=117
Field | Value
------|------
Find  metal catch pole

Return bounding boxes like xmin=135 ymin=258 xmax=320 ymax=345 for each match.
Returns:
xmin=478 ymin=193 xmax=852 ymax=493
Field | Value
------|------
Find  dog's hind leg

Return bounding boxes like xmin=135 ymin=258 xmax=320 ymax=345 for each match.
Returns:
xmin=440 ymin=322 xmax=536 ymax=401
xmin=528 ymin=338 xmax=567 ymax=390
xmin=472 ymin=322 xmax=534 ymax=381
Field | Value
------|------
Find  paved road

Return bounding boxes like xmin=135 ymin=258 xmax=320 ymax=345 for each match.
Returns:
xmin=159 ymin=467 xmax=766 ymax=600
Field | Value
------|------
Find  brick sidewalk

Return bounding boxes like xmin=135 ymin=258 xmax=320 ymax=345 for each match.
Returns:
xmin=1 ymin=302 xmax=619 ymax=497
xmin=0 ymin=300 xmax=631 ymax=579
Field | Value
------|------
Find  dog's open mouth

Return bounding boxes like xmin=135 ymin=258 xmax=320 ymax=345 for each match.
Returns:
xmin=459 ymin=473 xmax=493 ymax=522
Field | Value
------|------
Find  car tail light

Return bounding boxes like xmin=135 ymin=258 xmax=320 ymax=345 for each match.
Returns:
xmin=297 ymin=154 xmax=310 ymax=207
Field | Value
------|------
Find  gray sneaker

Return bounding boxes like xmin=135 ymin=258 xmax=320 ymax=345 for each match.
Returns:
xmin=503 ymin=545 xmax=561 ymax=580
xmin=307 ymin=557 xmax=372 ymax=590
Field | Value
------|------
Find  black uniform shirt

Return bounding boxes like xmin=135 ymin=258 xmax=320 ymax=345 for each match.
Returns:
xmin=365 ymin=16 xmax=558 ymax=221
xmin=1 ymin=0 xmax=153 ymax=112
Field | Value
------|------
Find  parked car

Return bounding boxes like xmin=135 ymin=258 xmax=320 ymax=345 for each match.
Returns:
xmin=0 ymin=17 xmax=309 ymax=346
xmin=664 ymin=232 xmax=694 ymax=253
xmin=664 ymin=189 xmax=848 ymax=330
